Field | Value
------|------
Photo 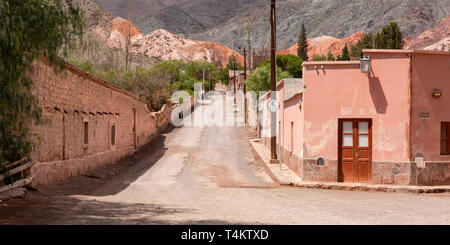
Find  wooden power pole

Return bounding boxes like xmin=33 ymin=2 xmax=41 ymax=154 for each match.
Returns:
xmin=270 ymin=0 xmax=277 ymax=161
xmin=233 ymin=59 xmax=236 ymax=104
xmin=126 ymin=0 xmax=131 ymax=71
xmin=243 ymin=48 xmax=247 ymax=124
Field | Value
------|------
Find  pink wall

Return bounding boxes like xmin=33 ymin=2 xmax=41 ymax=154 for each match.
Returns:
xmin=256 ymin=50 xmax=450 ymax=185
xmin=410 ymin=52 xmax=450 ymax=161
xmin=282 ymin=94 xmax=302 ymax=155
xmin=302 ymin=53 xmax=412 ymax=163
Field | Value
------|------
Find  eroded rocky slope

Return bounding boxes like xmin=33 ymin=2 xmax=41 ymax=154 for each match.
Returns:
xmin=93 ymin=0 xmax=450 ymax=52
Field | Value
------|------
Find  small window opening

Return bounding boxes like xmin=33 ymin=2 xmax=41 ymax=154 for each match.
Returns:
xmin=83 ymin=121 xmax=89 ymax=145
xmin=291 ymin=122 xmax=294 ymax=152
xmin=111 ymin=124 xmax=116 ymax=146
xmin=441 ymin=122 xmax=450 ymax=155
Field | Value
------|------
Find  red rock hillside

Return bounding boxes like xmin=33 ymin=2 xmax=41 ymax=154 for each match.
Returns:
xmin=404 ymin=16 xmax=450 ymax=51
xmin=279 ymin=15 xmax=450 ymax=60
xmin=111 ymin=17 xmax=143 ymax=38
xmin=282 ymin=32 xmax=364 ymax=60
xmin=94 ymin=17 xmax=243 ymax=68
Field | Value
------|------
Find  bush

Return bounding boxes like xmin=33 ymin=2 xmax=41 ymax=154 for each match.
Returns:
xmin=327 ymin=52 xmax=335 ymax=61
xmin=312 ymin=55 xmax=326 ymax=61
xmin=70 ymin=58 xmax=220 ymax=111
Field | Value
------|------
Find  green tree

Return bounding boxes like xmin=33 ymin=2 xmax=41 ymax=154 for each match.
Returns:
xmin=376 ymin=22 xmax=403 ymax=49
xmin=350 ymin=32 xmax=374 ymax=58
xmin=340 ymin=45 xmax=351 ymax=61
xmin=276 ymin=54 xmax=303 ymax=78
xmin=0 ymin=0 xmax=84 ymax=167
xmin=350 ymin=22 xmax=403 ymax=58
xmin=327 ymin=52 xmax=335 ymax=61
xmin=221 ymin=54 xmax=242 ymax=85
xmin=297 ymin=23 xmax=308 ymax=61
xmin=245 ymin=63 xmax=291 ymax=94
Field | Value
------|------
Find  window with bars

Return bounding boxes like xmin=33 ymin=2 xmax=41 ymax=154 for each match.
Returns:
xmin=441 ymin=122 xmax=450 ymax=155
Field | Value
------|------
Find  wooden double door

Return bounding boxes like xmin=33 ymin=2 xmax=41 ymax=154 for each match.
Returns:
xmin=338 ymin=119 xmax=372 ymax=183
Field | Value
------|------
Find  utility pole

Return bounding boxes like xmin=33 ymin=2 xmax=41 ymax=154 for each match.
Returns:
xmin=243 ymin=48 xmax=247 ymax=124
xmin=233 ymin=59 xmax=236 ymax=104
xmin=270 ymin=0 xmax=277 ymax=161
xmin=126 ymin=0 xmax=131 ymax=71
xmin=202 ymin=67 xmax=205 ymax=99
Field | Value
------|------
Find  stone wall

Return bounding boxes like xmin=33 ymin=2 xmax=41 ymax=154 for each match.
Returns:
xmin=371 ymin=161 xmax=412 ymax=185
xmin=29 ymin=60 xmax=173 ymax=186
xmin=413 ymin=162 xmax=450 ymax=186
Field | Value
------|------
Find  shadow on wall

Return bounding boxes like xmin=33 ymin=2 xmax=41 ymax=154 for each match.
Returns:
xmin=368 ymin=73 xmax=388 ymax=114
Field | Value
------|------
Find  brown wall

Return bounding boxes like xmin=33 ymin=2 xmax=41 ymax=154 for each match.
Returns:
xmin=29 ymin=60 xmax=172 ymax=186
xmin=409 ymin=52 xmax=450 ymax=185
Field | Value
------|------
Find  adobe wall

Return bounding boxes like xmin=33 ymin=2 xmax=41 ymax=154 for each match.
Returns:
xmin=409 ymin=52 xmax=450 ymax=185
xmin=301 ymin=55 xmax=412 ymax=184
xmin=29 ymin=60 xmax=173 ymax=186
xmin=255 ymin=51 xmax=450 ymax=186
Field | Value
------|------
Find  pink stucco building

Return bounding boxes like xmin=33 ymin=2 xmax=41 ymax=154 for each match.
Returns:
xmin=258 ymin=49 xmax=450 ymax=186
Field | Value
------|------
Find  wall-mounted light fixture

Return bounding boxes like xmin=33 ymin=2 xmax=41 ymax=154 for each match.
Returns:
xmin=432 ymin=89 xmax=442 ymax=99
xmin=360 ymin=55 xmax=371 ymax=73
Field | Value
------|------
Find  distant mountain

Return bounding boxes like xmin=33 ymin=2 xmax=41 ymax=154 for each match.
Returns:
xmin=280 ymin=32 xmax=365 ymax=59
xmin=92 ymin=0 xmax=450 ymax=52
xmin=91 ymin=0 xmax=192 ymax=23
xmin=405 ymin=16 xmax=450 ymax=51
xmin=73 ymin=0 xmax=244 ymax=67
xmin=73 ymin=0 xmax=113 ymax=31
xmin=106 ymin=17 xmax=244 ymax=67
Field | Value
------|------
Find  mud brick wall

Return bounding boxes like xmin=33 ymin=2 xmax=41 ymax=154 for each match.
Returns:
xmin=28 ymin=60 xmax=173 ymax=186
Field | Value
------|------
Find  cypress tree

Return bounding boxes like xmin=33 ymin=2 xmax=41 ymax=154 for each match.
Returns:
xmin=341 ymin=45 xmax=350 ymax=61
xmin=297 ymin=23 xmax=308 ymax=61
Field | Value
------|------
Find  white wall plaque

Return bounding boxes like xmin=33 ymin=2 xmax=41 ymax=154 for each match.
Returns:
xmin=415 ymin=157 xmax=425 ymax=168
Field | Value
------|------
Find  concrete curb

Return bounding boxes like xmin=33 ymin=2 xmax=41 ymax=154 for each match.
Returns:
xmin=248 ymin=138 xmax=450 ymax=194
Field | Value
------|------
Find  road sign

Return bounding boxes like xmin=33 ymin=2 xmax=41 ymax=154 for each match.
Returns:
xmin=267 ymin=99 xmax=280 ymax=113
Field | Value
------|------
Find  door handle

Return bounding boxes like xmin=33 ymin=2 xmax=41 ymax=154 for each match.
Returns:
xmin=355 ymin=150 xmax=358 ymax=158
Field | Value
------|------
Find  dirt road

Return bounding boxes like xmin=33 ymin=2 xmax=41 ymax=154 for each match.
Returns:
xmin=0 ymin=93 xmax=449 ymax=224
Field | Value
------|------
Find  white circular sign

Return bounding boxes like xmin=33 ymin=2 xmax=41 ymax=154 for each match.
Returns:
xmin=267 ymin=99 xmax=280 ymax=112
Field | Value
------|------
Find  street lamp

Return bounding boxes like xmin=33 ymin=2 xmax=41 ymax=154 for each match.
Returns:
xmin=360 ymin=55 xmax=371 ymax=73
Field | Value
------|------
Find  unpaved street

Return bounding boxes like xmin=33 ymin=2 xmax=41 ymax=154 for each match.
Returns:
xmin=0 ymin=93 xmax=450 ymax=225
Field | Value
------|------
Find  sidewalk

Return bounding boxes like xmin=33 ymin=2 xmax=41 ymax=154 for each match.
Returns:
xmin=249 ymin=138 xmax=450 ymax=194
